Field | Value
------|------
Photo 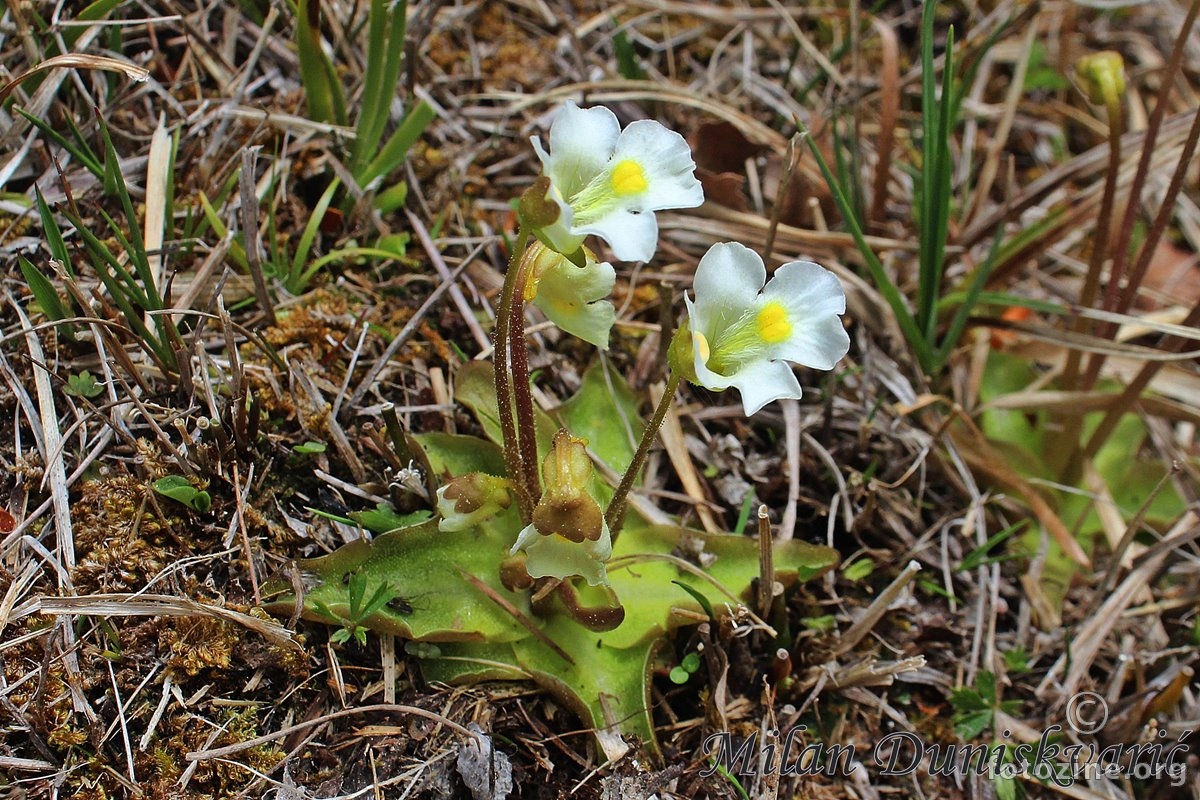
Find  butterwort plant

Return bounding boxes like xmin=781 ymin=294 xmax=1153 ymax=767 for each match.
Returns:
xmin=270 ymin=100 xmax=851 ymax=755
xmin=496 ymin=102 xmax=851 ymax=586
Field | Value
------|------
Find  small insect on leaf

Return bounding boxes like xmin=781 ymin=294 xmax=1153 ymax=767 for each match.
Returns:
xmin=0 ymin=507 xmax=15 ymax=534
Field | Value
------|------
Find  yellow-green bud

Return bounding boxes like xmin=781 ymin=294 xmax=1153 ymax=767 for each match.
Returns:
xmin=1076 ymin=51 xmax=1126 ymax=108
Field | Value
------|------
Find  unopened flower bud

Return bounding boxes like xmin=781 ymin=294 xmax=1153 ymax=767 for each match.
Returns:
xmin=667 ymin=322 xmax=698 ymax=385
xmin=499 ymin=553 xmax=534 ymax=591
xmin=436 ymin=473 xmax=511 ymax=532
xmin=1076 ymin=51 xmax=1126 ymax=108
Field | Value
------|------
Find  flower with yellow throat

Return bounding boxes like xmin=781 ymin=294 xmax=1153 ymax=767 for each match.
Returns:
xmin=679 ymin=243 xmax=850 ymax=416
xmin=530 ymin=101 xmax=703 ymax=263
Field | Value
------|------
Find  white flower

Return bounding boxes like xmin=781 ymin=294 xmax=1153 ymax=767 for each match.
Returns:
xmin=510 ymin=520 xmax=613 ymax=587
xmin=523 ymin=241 xmax=616 ymax=349
xmin=531 ymin=101 xmax=703 ymax=262
xmin=682 ymin=242 xmax=850 ymax=416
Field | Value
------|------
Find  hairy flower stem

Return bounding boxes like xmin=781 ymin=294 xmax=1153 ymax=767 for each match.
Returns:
xmin=507 ymin=261 xmax=541 ymax=511
xmin=1052 ymin=90 xmax=1122 ymax=479
xmin=495 ymin=225 xmax=535 ymax=522
xmin=605 ymin=371 xmax=683 ymax=538
xmin=1083 ymin=0 xmax=1200 ymax=389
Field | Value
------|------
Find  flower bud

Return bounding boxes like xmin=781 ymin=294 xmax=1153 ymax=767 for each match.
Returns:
xmin=499 ymin=553 xmax=534 ymax=591
xmin=1076 ymin=51 xmax=1126 ymax=108
xmin=667 ymin=322 xmax=698 ymax=385
xmin=436 ymin=473 xmax=512 ymax=532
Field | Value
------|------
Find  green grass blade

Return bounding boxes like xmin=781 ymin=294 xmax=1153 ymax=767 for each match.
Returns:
xmin=358 ymin=100 xmax=435 ymax=189
xmin=99 ymin=117 xmax=157 ymax=299
xmin=70 ymin=223 xmax=170 ymax=364
xmin=287 ymin=177 xmax=341 ymax=292
xmin=18 ymin=109 xmax=104 ymax=179
xmin=34 ymin=186 xmax=72 ymax=274
xmin=352 ymin=0 xmax=409 ymax=176
xmin=197 ymin=192 xmax=250 ymax=271
xmin=936 ymin=220 xmax=1004 ymax=368
xmin=936 ymin=291 xmax=1065 ymax=316
xmin=806 ymin=136 xmax=931 ymax=372
xmin=299 ymin=246 xmax=410 ymax=286
xmin=917 ymin=1 xmax=956 ymax=343
xmin=63 ymin=0 xmax=125 ymax=48
xmin=18 ymin=256 xmax=72 ymax=323
xmin=296 ymin=0 xmax=346 ymax=124
xmin=70 ymin=211 xmax=152 ymax=309
xmin=929 ymin=27 xmax=956 ymax=338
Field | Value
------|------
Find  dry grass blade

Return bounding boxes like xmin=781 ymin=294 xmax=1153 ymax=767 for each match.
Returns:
xmin=0 ymin=54 xmax=148 ymax=105
xmin=456 ymin=569 xmax=575 ymax=665
xmin=832 ymin=561 xmax=921 ymax=659
xmin=185 ymin=703 xmax=482 ymax=762
xmin=24 ymin=593 xmax=303 ymax=652
xmin=1037 ymin=511 xmax=1199 ymax=698
xmin=944 ymin=412 xmax=1091 ymax=567
xmin=654 ymin=382 xmax=721 ymax=533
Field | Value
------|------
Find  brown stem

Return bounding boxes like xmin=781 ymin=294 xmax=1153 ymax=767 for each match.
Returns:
xmin=1083 ymin=0 xmax=1200 ymax=388
xmin=494 ymin=226 xmax=534 ymax=522
xmin=507 ymin=268 xmax=542 ymax=509
xmin=605 ymin=371 xmax=683 ymax=537
xmin=1051 ymin=94 xmax=1122 ymax=479
xmin=1080 ymin=299 xmax=1200 ymax=465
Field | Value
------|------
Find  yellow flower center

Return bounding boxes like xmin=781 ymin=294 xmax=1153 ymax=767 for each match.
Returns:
xmin=756 ymin=301 xmax=793 ymax=344
xmin=609 ymin=160 xmax=648 ymax=197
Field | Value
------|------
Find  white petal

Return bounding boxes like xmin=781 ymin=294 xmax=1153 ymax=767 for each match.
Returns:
xmin=690 ymin=243 xmax=767 ymax=336
xmin=536 ymin=102 xmax=620 ymax=200
xmin=510 ymin=523 xmax=541 ymax=556
xmin=779 ymin=314 xmax=850 ymax=370
xmin=729 ymin=359 xmax=804 ymax=416
xmin=532 ymin=180 xmax=584 ymax=257
xmin=521 ymin=527 xmax=612 ymax=586
xmin=761 ymin=261 xmax=850 ymax=369
xmin=686 ymin=295 xmax=735 ymax=392
xmin=533 ymin=256 xmax=617 ymax=349
xmin=575 ymin=206 xmax=659 ymax=262
xmin=608 ymin=120 xmax=704 ymax=211
xmin=761 ymin=260 xmax=846 ymax=319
